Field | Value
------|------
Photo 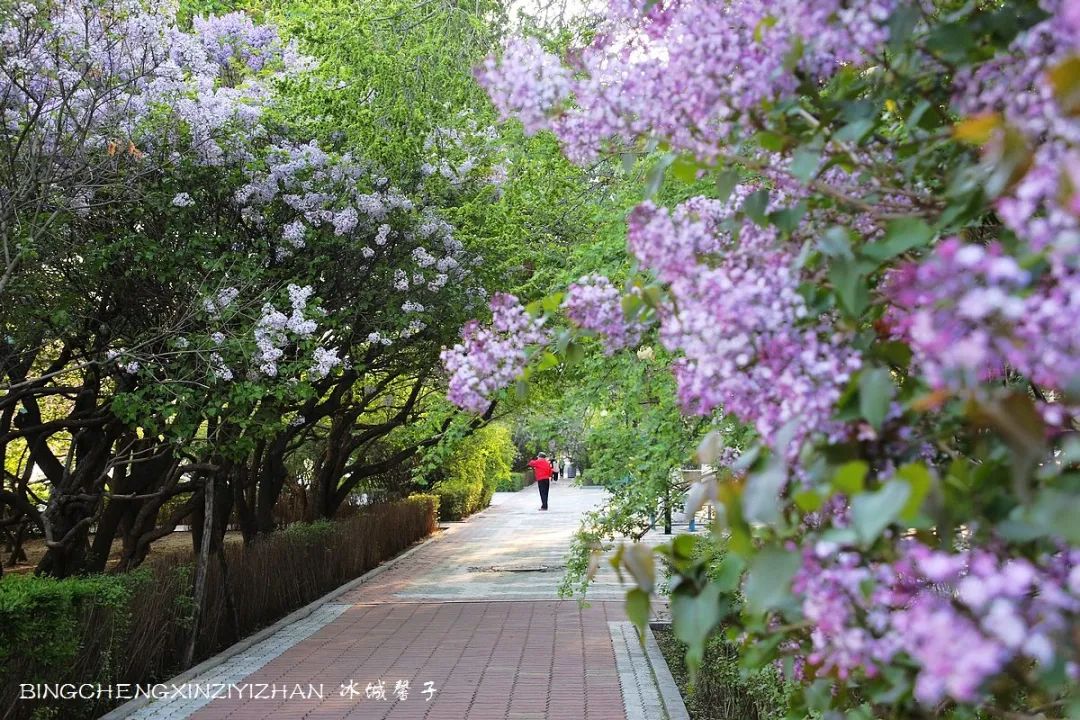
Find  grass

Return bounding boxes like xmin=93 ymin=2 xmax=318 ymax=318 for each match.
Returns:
xmin=3 ymin=531 xmax=246 ymax=574
xmin=652 ymin=624 xmax=789 ymax=720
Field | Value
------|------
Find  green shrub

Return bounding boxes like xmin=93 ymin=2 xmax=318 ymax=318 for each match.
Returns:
xmin=432 ymin=423 xmax=516 ymax=520
xmin=0 ymin=498 xmax=438 ymax=720
xmin=432 ymin=479 xmax=481 ymax=521
xmin=406 ymin=493 xmax=440 ymax=525
xmin=281 ymin=518 xmax=336 ymax=541
xmin=495 ymin=471 xmax=528 ymax=492
xmin=0 ymin=572 xmax=138 ymax=677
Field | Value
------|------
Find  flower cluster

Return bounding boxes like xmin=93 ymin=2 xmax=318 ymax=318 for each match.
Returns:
xmin=476 ymin=37 xmax=572 ymax=136
xmin=251 ymin=284 xmax=320 ymax=378
xmin=952 ymin=6 xmax=1079 ymax=257
xmin=478 ymin=0 xmax=894 ymax=162
xmin=440 ymin=294 xmax=549 ymax=412
xmin=885 ymin=238 xmax=1080 ymax=406
xmin=629 ymin=198 xmax=861 ymax=449
xmin=794 ymin=541 xmax=1080 ymax=706
xmin=420 ymin=120 xmax=503 ymax=190
xmin=0 ymin=0 xmax=311 ymax=221
xmin=192 ymin=12 xmax=287 ymax=75
xmin=562 ymin=275 xmax=644 ymax=353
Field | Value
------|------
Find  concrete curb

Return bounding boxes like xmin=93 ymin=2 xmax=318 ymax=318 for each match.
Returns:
xmin=645 ymin=623 xmax=691 ymax=720
xmin=609 ymin=621 xmax=691 ymax=720
xmin=99 ymin=525 xmax=452 ymax=720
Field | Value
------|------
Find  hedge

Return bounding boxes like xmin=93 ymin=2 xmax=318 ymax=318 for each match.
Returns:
xmin=0 ymin=496 xmax=437 ymax=720
xmin=495 ymin=470 xmax=530 ymax=492
xmin=432 ymin=423 xmax=515 ymax=521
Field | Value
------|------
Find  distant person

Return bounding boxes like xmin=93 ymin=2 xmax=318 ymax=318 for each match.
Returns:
xmin=551 ymin=455 xmax=560 ymax=482
xmin=527 ymin=452 xmax=554 ymax=510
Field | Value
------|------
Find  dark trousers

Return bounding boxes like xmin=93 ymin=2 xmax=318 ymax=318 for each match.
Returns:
xmin=537 ymin=479 xmax=550 ymax=508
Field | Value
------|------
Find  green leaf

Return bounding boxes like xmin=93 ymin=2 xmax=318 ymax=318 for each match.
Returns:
xmin=859 ymin=366 xmax=894 ymax=430
xmin=755 ymin=131 xmax=786 ymax=152
xmin=875 ymin=340 xmax=912 ymax=368
xmin=834 ymin=118 xmax=875 ymax=144
xmin=672 ymin=582 xmax=724 ymax=673
xmin=715 ymin=169 xmax=741 ymax=202
xmin=794 ymin=488 xmax=825 ymax=512
xmin=622 ymin=543 xmax=656 ymax=594
xmin=818 ymin=226 xmax=855 ymax=260
xmin=713 ymin=554 xmax=746 ymax=593
xmin=671 ymin=534 xmax=698 ymax=560
xmin=829 ymin=257 xmax=869 ymax=318
xmin=625 ymin=587 xmax=651 ymax=633
xmin=564 ymin=340 xmax=586 ymax=365
xmin=887 ymin=4 xmax=920 ymax=51
xmin=541 ymin=291 xmax=565 ymax=313
xmin=696 ymin=429 xmax=725 ymax=465
xmin=967 ymin=392 xmax=1046 ymax=496
xmin=742 ymin=189 xmax=770 ymax=226
xmin=789 ymin=146 xmax=820 ymax=182
xmin=769 ymin=203 xmax=807 ymax=234
xmin=833 ymin=460 xmax=868 ymax=495
xmin=1048 ymin=56 xmax=1080 ymax=115
xmin=862 ymin=217 xmax=934 ymax=262
xmin=805 ymin=679 xmax=834 ymax=713
xmin=1006 ymin=489 xmax=1080 ymax=543
xmin=672 ymin=154 xmax=701 ymax=183
xmin=743 ymin=548 xmax=800 ymax=616
xmin=645 ymin=153 xmax=675 ymax=198
xmin=895 ymin=463 xmax=932 ymax=520
xmin=743 ymin=458 xmax=785 ymax=525
xmin=535 ymin=351 xmax=560 ymax=371
xmin=851 ymin=480 xmax=910 ymax=546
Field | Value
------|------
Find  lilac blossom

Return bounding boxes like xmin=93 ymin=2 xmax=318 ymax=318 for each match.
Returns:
xmin=628 ymin=199 xmax=861 ymax=449
xmin=478 ymin=1 xmax=895 ymax=162
xmin=884 ymin=238 xmax=1080 ymax=404
xmin=440 ymin=293 xmax=550 ymax=412
xmin=793 ymin=542 xmax=1080 ymax=706
xmin=562 ymin=274 xmax=645 ymax=353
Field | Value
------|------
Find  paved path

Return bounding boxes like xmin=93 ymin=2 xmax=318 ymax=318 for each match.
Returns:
xmin=117 ymin=485 xmax=688 ymax=720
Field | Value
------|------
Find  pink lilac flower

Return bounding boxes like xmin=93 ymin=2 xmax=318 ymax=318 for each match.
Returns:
xmin=628 ymin=198 xmax=861 ymax=450
xmin=792 ymin=541 xmax=1080 ymax=706
xmin=562 ymin=274 xmax=645 ymax=353
xmin=441 ymin=293 xmax=550 ymax=412
xmin=884 ymin=238 xmax=1080 ymax=402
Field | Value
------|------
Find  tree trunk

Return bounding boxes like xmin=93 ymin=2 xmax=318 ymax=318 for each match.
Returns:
xmin=185 ymin=479 xmax=215 ymax=668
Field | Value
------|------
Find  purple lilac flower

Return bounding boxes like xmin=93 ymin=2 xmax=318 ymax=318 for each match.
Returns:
xmin=792 ymin=542 xmax=1080 ymax=706
xmin=441 ymin=293 xmax=549 ymax=412
xmin=562 ymin=274 xmax=645 ymax=353
xmin=478 ymin=0 xmax=895 ymax=163
xmin=628 ymin=198 xmax=861 ymax=450
xmin=885 ymin=237 xmax=1080 ymax=407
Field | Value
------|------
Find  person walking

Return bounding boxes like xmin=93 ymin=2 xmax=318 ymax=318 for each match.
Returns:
xmin=527 ymin=452 xmax=554 ymax=510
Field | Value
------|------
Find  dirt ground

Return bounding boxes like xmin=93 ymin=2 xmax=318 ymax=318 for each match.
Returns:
xmin=2 ymin=530 xmax=245 ymax=574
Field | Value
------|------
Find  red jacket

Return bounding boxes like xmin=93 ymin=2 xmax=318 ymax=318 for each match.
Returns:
xmin=528 ymin=458 xmax=554 ymax=480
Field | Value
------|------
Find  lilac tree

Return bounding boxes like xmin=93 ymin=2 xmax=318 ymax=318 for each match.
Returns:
xmin=0 ymin=0 xmax=581 ymax=577
xmin=446 ymin=0 xmax=1080 ymax=716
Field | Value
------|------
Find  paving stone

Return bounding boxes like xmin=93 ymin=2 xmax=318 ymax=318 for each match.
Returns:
xmin=115 ymin=487 xmax=692 ymax=719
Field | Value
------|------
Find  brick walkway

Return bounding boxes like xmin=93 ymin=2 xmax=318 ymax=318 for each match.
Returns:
xmin=116 ymin=485 xmax=687 ymax=720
